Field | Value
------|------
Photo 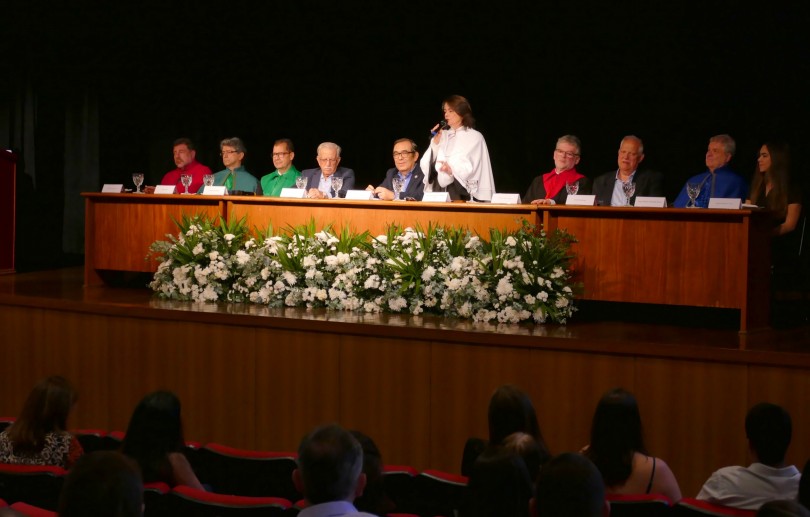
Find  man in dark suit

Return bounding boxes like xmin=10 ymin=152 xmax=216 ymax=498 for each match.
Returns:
xmin=592 ymin=135 xmax=664 ymax=206
xmin=300 ymin=142 xmax=356 ymax=199
xmin=366 ymin=138 xmax=425 ymax=201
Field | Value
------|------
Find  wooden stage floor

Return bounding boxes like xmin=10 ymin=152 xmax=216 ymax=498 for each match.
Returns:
xmin=1 ymin=266 xmax=809 ymax=357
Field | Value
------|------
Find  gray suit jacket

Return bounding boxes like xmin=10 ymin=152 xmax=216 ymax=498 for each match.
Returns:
xmin=300 ymin=167 xmax=356 ymax=198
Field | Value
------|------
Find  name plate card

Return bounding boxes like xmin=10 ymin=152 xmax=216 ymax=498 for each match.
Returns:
xmin=280 ymin=188 xmax=306 ymax=199
xmin=153 ymin=185 xmax=176 ymax=195
xmin=202 ymin=186 xmax=228 ymax=196
xmin=566 ymin=194 xmax=596 ymax=206
xmin=344 ymin=190 xmax=374 ymax=200
xmin=708 ymin=197 xmax=742 ymax=210
xmin=633 ymin=196 xmax=667 ymax=208
xmin=490 ymin=193 xmax=521 ymax=205
xmin=422 ymin=192 xmax=451 ymax=202
xmin=101 ymin=184 xmax=124 ymax=193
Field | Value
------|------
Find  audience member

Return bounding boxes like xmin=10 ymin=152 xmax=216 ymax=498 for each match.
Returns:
xmin=0 ymin=375 xmax=83 ymax=468
xmin=673 ymin=134 xmax=748 ymax=207
xmin=199 ymin=137 xmax=261 ymax=195
xmin=757 ymin=500 xmax=810 ymax=517
xmin=523 ymin=135 xmax=591 ymax=205
xmin=160 ymin=137 xmax=211 ymax=194
xmin=583 ymin=387 xmax=681 ymax=502
xmin=292 ymin=423 xmax=376 ymax=517
xmin=531 ymin=452 xmax=608 ymax=517
xmin=799 ymin=458 xmax=810 ymax=511
xmin=349 ymin=430 xmax=395 ymax=516
xmin=463 ymin=447 xmax=533 ymax=517
xmin=592 ymin=135 xmax=665 ymax=206
xmin=260 ymin=138 xmax=301 ymax=197
xmin=300 ymin=142 xmax=356 ymax=199
xmin=697 ymin=402 xmax=800 ymax=510
xmin=58 ymin=450 xmax=144 ymax=517
xmin=420 ymin=94 xmax=495 ymax=201
xmin=461 ymin=384 xmax=551 ymax=477
xmin=503 ymin=432 xmax=545 ymax=482
xmin=367 ymin=138 xmax=425 ymax=201
xmin=120 ymin=390 xmax=204 ymax=490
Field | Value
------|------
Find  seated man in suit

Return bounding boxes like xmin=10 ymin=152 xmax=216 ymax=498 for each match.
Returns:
xmin=301 ymin=142 xmax=356 ymax=199
xmin=366 ymin=138 xmax=425 ymax=201
xmin=293 ymin=424 xmax=376 ymax=517
xmin=673 ymin=134 xmax=748 ymax=207
xmin=697 ymin=402 xmax=801 ymax=510
xmin=592 ymin=135 xmax=665 ymax=206
xmin=199 ymin=137 xmax=261 ymax=195
xmin=160 ymin=137 xmax=212 ymax=194
xmin=523 ymin=135 xmax=591 ymax=205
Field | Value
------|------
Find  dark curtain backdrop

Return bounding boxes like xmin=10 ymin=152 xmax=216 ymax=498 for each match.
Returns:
xmin=3 ymin=2 xmax=810 ymax=269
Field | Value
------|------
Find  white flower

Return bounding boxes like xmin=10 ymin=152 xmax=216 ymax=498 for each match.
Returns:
xmin=505 ymin=236 xmax=517 ymax=247
xmin=192 ymin=243 xmax=204 ymax=255
xmin=235 ymin=250 xmax=250 ymax=265
xmin=496 ymin=277 xmax=513 ymax=297
xmin=209 ymin=251 xmax=219 ymax=261
xmin=224 ymin=234 xmax=235 ymax=242
xmin=303 ymin=256 xmax=317 ymax=268
xmin=388 ymin=297 xmax=407 ymax=311
xmin=283 ymin=271 xmax=297 ymax=285
xmin=555 ymin=297 xmax=569 ymax=308
xmin=422 ymin=266 xmax=436 ymax=282
xmin=538 ymin=291 xmax=549 ymax=302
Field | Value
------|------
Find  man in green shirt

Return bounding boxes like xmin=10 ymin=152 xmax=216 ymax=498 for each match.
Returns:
xmin=260 ymin=138 xmax=301 ymax=197
xmin=199 ymin=137 xmax=261 ymax=194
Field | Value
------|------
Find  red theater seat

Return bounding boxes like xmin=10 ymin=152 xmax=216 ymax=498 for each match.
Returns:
xmin=673 ymin=498 xmax=756 ymax=516
xmin=607 ymin=493 xmax=672 ymax=517
xmin=0 ymin=464 xmax=67 ymax=511
xmin=167 ymin=485 xmax=292 ymax=516
xmin=9 ymin=501 xmax=57 ymax=517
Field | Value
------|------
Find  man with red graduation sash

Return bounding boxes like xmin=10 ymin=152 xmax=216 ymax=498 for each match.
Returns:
xmin=522 ymin=134 xmax=590 ymax=205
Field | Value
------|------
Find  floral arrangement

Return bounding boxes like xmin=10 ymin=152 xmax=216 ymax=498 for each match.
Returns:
xmin=147 ymin=214 xmax=580 ymax=324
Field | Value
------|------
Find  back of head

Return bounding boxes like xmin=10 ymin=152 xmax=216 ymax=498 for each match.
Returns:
xmin=503 ymin=432 xmax=550 ymax=481
xmin=349 ymin=430 xmax=393 ymax=515
xmin=534 ymin=452 xmax=605 ymax=517
xmin=121 ymin=391 xmax=184 ymax=481
xmin=58 ymin=450 xmax=144 ymax=517
xmin=488 ymin=385 xmax=542 ymax=446
xmin=297 ymin=423 xmax=364 ymax=505
xmin=586 ymin=387 xmax=645 ymax=487
xmin=466 ymin=447 xmax=533 ymax=517
xmin=9 ymin=375 xmax=77 ymax=452
xmin=757 ymin=500 xmax=810 ymax=517
xmin=745 ymin=402 xmax=792 ymax=466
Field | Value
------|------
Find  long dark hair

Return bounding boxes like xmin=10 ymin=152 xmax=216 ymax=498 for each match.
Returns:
xmin=121 ymin=390 xmax=186 ymax=484
xmin=585 ymin=388 xmax=647 ymax=487
xmin=487 ymin=385 xmax=549 ymax=457
xmin=8 ymin=376 xmax=77 ymax=453
xmin=444 ymin=94 xmax=476 ymax=128
xmin=750 ymin=141 xmax=791 ymax=217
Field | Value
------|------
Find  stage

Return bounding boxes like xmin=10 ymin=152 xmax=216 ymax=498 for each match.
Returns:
xmin=1 ymin=266 xmax=809 ymax=498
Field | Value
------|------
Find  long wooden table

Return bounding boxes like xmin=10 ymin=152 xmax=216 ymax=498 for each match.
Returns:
xmin=82 ymin=193 xmax=772 ymax=331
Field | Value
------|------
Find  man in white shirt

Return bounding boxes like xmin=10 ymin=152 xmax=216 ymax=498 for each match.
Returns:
xmin=293 ymin=423 xmax=377 ymax=517
xmin=697 ymin=403 xmax=800 ymax=510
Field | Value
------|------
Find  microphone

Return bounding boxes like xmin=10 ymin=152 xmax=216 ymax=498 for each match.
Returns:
xmin=431 ymin=120 xmax=450 ymax=136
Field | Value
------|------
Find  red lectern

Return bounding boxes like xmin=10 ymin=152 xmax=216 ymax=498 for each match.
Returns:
xmin=0 ymin=149 xmax=16 ymax=274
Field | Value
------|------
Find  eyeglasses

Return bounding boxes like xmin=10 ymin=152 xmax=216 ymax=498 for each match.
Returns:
xmin=392 ymin=151 xmax=415 ymax=158
xmin=272 ymin=152 xmax=290 ymax=158
xmin=220 ymin=150 xmax=240 ymax=156
xmin=555 ymin=149 xmax=579 ymax=158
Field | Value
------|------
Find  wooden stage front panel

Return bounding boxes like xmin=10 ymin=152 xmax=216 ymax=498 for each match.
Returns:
xmin=1 ymin=268 xmax=808 ymax=497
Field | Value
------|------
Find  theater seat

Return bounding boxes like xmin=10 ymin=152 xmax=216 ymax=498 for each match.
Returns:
xmin=0 ymin=463 xmax=67 ymax=510
xmin=382 ymin=465 xmax=419 ymax=514
xmin=0 ymin=418 xmax=14 ymax=433
xmin=143 ymin=481 xmax=171 ymax=517
xmin=167 ymin=485 xmax=292 ymax=516
xmin=408 ymin=469 xmax=469 ymax=517
xmin=672 ymin=498 xmax=756 ymax=516
xmin=8 ymin=501 xmax=57 ymax=517
xmin=607 ymin=493 xmax=672 ymax=517
xmin=72 ymin=429 xmax=113 ymax=454
xmin=191 ymin=443 xmax=300 ymax=501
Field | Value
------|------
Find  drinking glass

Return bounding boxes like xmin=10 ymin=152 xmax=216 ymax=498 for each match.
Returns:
xmin=180 ymin=173 xmax=192 ymax=195
xmin=295 ymin=176 xmax=307 ymax=189
xmin=330 ymin=176 xmax=343 ymax=199
xmin=466 ymin=178 xmax=479 ymax=201
xmin=622 ymin=181 xmax=636 ymax=206
xmin=565 ymin=181 xmax=579 ymax=196
xmin=686 ymin=182 xmax=701 ymax=208
xmin=392 ymin=177 xmax=404 ymax=200
xmin=132 ymin=173 xmax=144 ymax=194
xmin=203 ymin=174 xmax=215 ymax=188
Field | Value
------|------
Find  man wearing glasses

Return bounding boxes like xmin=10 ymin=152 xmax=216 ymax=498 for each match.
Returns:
xmin=366 ymin=138 xmax=425 ymax=201
xmin=260 ymin=138 xmax=301 ymax=197
xmin=522 ymin=134 xmax=590 ymax=205
xmin=300 ymin=142 xmax=356 ymax=199
xmin=200 ymin=137 xmax=261 ymax=195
